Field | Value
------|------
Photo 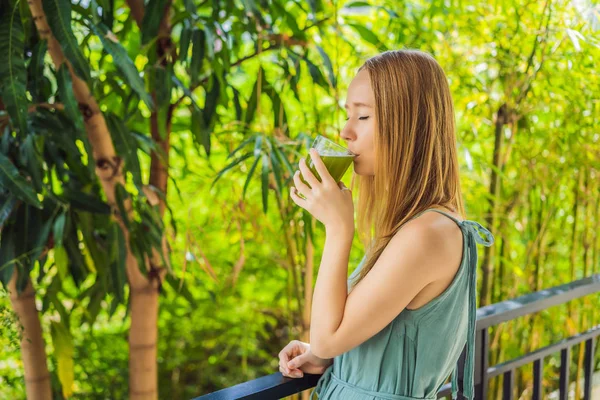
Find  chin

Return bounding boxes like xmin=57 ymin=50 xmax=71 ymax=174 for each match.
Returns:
xmin=353 ymin=161 xmax=374 ymax=176
xmin=353 ymin=166 xmax=372 ymax=176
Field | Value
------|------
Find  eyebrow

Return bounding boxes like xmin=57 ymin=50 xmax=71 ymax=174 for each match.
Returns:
xmin=344 ymin=102 xmax=373 ymax=109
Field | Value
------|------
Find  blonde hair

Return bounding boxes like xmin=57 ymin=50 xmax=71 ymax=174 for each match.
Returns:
xmin=349 ymin=50 xmax=465 ymax=290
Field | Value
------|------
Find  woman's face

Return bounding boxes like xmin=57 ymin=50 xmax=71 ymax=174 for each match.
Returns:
xmin=340 ymin=68 xmax=376 ymax=176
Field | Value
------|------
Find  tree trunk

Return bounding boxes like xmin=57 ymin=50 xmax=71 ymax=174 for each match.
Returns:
xmin=8 ymin=273 xmax=51 ymax=400
xmin=26 ymin=1 xmax=161 ymax=398
xmin=124 ymin=1 xmax=175 ymax=398
xmin=480 ymin=104 xmax=508 ymax=306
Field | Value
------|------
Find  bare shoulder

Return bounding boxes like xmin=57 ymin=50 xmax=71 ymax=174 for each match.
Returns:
xmin=389 ymin=210 xmax=464 ymax=278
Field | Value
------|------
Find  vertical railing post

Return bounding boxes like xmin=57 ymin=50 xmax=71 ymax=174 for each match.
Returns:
xmin=474 ymin=327 xmax=489 ymax=400
xmin=532 ymin=357 xmax=543 ymax=400
xmin=559 ymin=347 xmax=570 ymax=400
xmin=583 ymin=338 xmax=595 ymax=400
xmin=502 ymin=370 xmax=514 ymax=400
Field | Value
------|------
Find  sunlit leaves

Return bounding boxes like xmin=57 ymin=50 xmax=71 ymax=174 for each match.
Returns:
xmin=50 ymin=321 xmax=74 ymax=398
xmin=91 ymin=22 xmax=154 ymax=108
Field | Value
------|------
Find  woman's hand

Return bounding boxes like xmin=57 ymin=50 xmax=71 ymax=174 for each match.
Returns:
xmin=290 ymin=149 xmax=355 ymax=234
xmin=278 ymin=340 xmax=333 ymax=378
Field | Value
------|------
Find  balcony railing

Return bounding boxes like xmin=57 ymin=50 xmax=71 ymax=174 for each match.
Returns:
xmin=194 ymin=274 xmax=600 ymax=400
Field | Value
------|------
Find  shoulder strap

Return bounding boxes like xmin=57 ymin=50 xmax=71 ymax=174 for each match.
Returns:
xmin=406 ymin=207 xmax=463 ymax=228
xmin=423 ymin=208 xmax=463 ymax=226
xmin=408 ymin=207 xmax=496 ymax=400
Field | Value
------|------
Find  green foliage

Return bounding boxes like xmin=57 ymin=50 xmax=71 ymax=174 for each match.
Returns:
xmin=50 ymin=320 xmax=74 ymax=398
xmin=0 ymin=0 xmax=28 ymax=136
xmin=42 ymin=0 xmax=91 ymax=82
xmin=105 ymin=113 xmax=143 ymax=186
xmin=1 ymin=0 xmax=600 ymax=398
xmin=141 ymin=0 xmax=170 ymax=45
xmin=0 ymin=288 xmax=26 ymax=399
xmin=56 ymin=65 xmax=84 ymax=133
xmin=90 ymin=22 xmax=154 ymax=109
xmin=0 ymin=153 xmax=41 ymax=209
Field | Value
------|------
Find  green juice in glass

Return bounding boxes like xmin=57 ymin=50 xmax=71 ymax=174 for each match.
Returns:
xmin=300 ymin=153 xmax=355 ymax=186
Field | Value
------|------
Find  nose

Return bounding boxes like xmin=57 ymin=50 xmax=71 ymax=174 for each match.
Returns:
xmin=340 ymin=122 xmax=355 ymax=146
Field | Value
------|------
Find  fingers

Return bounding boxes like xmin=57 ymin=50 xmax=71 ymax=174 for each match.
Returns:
xmin=279 ymin=364 xmax=303 ymax=378
xmin=278 ymin=341 xmax=304 ymax=378
xmin=287 ymin=351 xmax=305 ymax=369
xmin=279 ymin=355 xmax=304 ymax=378
xmin=309 ymin=149 xmax=335 ymax=185
xmin=338 ymin=181 xmax=351 ymax=193
xmin=290 ymin=186 xmax=307 ymax=207
xmin=293 ymin=168 xmax=312 ymax=198
xmin=298 ymin=156 xmax=320 ymax=188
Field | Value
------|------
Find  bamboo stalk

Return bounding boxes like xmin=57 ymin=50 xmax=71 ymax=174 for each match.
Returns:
xmin=275 ymin=185 xmax=304 ymax=318
xmin=480 ymin=104 xmax=508 ymax=306
xmin=575 ymin=166 xmax=592 ymax=400
xmin=567 ymin=170 xmax=581 ymax=318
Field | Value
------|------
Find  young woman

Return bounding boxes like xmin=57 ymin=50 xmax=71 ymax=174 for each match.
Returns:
xmin=278 ymin=50 xmax=494 ymax=400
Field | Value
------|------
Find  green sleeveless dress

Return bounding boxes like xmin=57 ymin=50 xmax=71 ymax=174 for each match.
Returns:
xmin=309 ymin=208 xmax=494 ymax=400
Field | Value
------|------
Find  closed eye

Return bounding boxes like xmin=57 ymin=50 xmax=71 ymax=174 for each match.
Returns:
xmin=344 ymin=116 xmax=370 ymax=121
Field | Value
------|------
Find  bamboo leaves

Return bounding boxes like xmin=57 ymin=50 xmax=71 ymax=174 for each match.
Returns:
xmin=190 ymin=29 xmax=206 ymax=84
xmin=213 ymin=134 xmax=296 ymax=214
xmin=50 ymin=321 xmax=74 ymax=398
xmin=27 ymin=40 xmax=52 ymax=102
xmin=141 ymin=0 xmax=169 ymax=45
xmin=105 ymin=113 xmax=143 ymax=186
xmin=347 ymin=23 xmax=387 ymax=51
xmin=109 ymin=223 xmax=127 ymax=303
xmin=0 ymin=153 xmax=41 ymax=209
xmin=0 ymin=0 xmax=28 ymax=136
xmin=90 ymin=22 xmax=154 ymax=109
xmin=42 ymin=0 xmax=91 ymax=82
xmin=57 ymin=65 xmax=84 ymax=133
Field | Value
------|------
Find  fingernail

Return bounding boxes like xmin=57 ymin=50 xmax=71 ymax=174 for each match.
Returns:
xmin=288 ymin=362 xmax=294 ymax=368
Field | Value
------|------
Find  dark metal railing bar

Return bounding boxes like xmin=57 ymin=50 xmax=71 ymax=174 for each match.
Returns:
xmin=475 ymin=328 xmax=489 ymax=399
xmin=559 ymin=347 xmax=570 ymax=400
xmin=583 ymin=338 xmax=595 ymax=400
xmin=193 ymin=275 xmax=600 ymax=400
xmin=192 ymin=373 xmax=322 ymax=400
xmin=486 ymin=325 xmax=600 ymax=378
xmin=502 ymin=369 xmax=514 ymax=400
xmin=532 ymin=357 xmax=543 ymax=400
xmin=476 ymin=275 xmax=600 ymax=330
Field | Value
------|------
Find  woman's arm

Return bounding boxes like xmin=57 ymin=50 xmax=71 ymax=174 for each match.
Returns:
xmin=309 ymin=225 xmax=354 ymax=358
xmin=289 ymin=150 xmax=458 ymax=359
xmin=309 ymin=219 xmax=455 ymax=359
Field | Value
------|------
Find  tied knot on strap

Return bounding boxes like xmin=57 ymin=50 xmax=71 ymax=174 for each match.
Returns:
xmin=461 ymin=220 xmax=495 ymax=247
